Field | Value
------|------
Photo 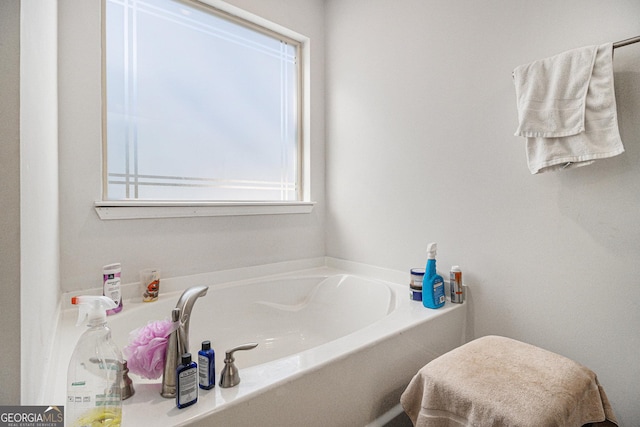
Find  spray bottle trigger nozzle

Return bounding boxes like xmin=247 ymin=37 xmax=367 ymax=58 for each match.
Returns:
xmin=426 ymin=242 xmax=438 ymax=259
xmin=72 ymin=296 xmax=117 ymax=326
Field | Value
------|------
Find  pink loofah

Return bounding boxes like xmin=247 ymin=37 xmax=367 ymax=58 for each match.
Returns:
xmin=123 ymin=319 xmax=178 ymax=379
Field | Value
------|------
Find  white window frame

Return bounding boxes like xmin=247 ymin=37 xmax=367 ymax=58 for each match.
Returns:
xmin=96 ymin=0 xmax=314 ymax=220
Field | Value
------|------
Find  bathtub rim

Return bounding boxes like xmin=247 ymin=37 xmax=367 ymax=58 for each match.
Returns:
xmin=43 ymin=257 xmax=468 ymax=426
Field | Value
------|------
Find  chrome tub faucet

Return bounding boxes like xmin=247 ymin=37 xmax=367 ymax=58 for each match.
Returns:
xmin=161 ymin=285 xmax=209 ymax=398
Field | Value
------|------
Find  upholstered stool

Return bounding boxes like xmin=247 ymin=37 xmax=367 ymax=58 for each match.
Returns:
xmin=401 ymin=335 xmax=617 ymax=427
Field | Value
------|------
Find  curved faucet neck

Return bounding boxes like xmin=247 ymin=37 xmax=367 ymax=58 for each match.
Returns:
xmin=161 ymin=285 xmax=209 ymax=399
xmin=175 ymin=285 xmax=208 ymax=354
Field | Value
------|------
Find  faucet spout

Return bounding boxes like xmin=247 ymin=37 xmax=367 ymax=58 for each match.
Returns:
xmin=160 ymin=285 xmax=208 ymax=398
xmin=175 ymin=285 xmax=208 ymax=355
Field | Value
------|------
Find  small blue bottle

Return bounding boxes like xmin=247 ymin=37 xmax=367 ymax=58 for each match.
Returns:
xmin=176 ymin=353 xmax=198 ymax=409
xmin=198 ymin=340 xmax=215 ymax=390
xmin=422 ymin=242 xmax=445 ymax=309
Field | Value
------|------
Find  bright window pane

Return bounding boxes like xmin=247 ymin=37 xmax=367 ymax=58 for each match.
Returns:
xmin=105 ymin=0 xmax=300 ymax=201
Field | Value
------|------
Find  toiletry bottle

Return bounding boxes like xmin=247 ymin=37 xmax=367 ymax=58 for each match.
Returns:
xmin=410 ymin=268 xmax=424 ymax=301
xmin=422 ymin=242 xmax=445 ymax=309
xmin=140 ymin=268 xmax=160 ymax=302
xmin=198 ymin=340 xmax=215 ymax=390
xmin=176 ymin=353 xmax=198 ymax=409
xmin=67 ymin=296 xmax=123 ymax=426
xmin=450 ymin=265 xmax=464 ymax=303
xmin=103 ymin=263 xmax=123 ymax=315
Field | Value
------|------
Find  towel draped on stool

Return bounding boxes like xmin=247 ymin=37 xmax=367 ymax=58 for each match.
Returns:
xmin=400 ymin=335 xmax=618 ymax=427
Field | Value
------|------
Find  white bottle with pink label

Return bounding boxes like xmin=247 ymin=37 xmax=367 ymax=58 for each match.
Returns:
xmin=103 ymin=263 xmax=123 ymax=315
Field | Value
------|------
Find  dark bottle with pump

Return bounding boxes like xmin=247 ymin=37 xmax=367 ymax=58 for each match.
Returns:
xmin=176 ymin=353 xmax=198 ymax=409
xmin=198 ymin=340 xmax=215 ymax=390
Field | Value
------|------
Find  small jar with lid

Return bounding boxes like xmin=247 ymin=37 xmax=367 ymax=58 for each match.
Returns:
xmin=409 ymin=268 xmax=424 ymax=301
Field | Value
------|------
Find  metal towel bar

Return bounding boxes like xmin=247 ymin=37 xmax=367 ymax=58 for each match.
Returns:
xmin=613 ymin=35 xmax=640 ymax=49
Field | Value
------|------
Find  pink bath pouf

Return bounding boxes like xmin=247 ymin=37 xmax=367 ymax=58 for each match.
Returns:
xmin=123 ymin=319 xmax=177 ymax=379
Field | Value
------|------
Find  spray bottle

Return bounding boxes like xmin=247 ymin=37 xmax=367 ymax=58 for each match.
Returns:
xmin=422 ymin=243 xmax=445 ymax=309
xmin=67 ymin=296 xmax=123 ymax=426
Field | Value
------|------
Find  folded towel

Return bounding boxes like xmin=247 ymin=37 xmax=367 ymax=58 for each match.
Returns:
xmin=514 ymin=45 xmax=597 ymax=138
xmin=513 ymin=43 xmax=624 ymax=174
xmin=401 ymin=335 xmax=618 ymax=427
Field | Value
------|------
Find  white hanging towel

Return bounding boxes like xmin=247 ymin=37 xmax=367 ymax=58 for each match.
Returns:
xmin=513 ymin=43 xmax=624 ymax=174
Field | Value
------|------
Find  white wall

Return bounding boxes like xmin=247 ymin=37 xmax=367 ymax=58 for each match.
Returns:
xmin=57 ymin=0 xmax=326 ymax=292
xmin=0 ymin=0 xmax=22 ymax=405
xmin=325 ymin=1 xmax=640 ymax=425
xmin=19 ymin=0 xmax=61 ymax=404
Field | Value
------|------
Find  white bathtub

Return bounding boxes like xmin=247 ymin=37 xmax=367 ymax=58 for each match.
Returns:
xmin=45 ymin=259 xmax=467 ymax=426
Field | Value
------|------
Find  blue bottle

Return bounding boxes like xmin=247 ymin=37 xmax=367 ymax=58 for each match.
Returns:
xmin=176 ymin=353 xmax=198 ymax=409
xmin=422 ymin=242 xmax=445 ymax=309
xmin=198 ymin=340 xmax=215 ymax=390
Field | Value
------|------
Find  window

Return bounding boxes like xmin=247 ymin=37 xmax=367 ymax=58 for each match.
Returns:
xmin=104 ymin=0 xmax=303 ymax=203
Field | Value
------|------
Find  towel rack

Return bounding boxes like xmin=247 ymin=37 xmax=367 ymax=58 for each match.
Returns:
xmin=511 ymin=36 xmax=639 ymax=79
xmin=613 ymin=35 xmax=640 ymax=49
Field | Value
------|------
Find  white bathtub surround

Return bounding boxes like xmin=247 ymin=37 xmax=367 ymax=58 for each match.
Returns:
xmin=45 ymin=258 xmax=467 ymax=426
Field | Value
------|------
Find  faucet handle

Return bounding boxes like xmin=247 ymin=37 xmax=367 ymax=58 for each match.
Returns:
xmin=226 ymin=342 xmax=259 ymax=357
xmin=120 ymin=360 xmax=135 ymax=400
xmin=219 ymin=342 xmax=258 ymax=388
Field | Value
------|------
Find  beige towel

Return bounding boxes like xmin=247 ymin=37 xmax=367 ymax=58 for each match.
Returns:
xmin=401 ymin=335 xmax=618 ymax=427
xmin=513 ymin=43 xmax=624 ymax=174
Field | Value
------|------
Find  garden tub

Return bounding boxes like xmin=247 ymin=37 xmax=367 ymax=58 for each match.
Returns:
xmin=45 ymin=260 xmax=467 ymax=426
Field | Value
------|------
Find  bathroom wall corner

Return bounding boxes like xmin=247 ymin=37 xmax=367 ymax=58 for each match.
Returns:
xmin=19 ymin=0 xmax=61 ymax=405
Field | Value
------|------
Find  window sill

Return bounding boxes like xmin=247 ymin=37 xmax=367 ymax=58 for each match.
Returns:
xmin=94 ymin=201 xmax=315 ymax=220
